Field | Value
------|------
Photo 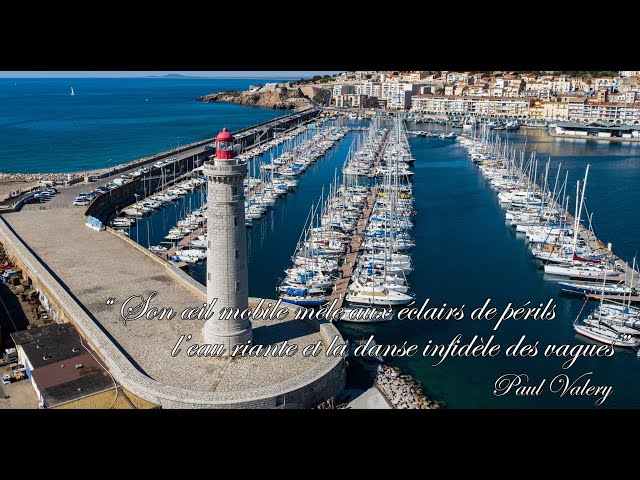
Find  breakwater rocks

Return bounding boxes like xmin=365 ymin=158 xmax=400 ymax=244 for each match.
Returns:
xmin=0 ymin=172 xmax=89 ymax=183
xmin=198 ymin=88 xmax=312 ymax=111
xmin=375 ymin=364 xmax=443 ymax=409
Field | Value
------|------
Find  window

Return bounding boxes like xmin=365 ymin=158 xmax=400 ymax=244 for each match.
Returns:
xmin=235 ymin=249 xmax=238 ymax=259
xmin=208 ymin=273 xmax=211 ymax=281
xmin=235 ymin=281 xmax=240 ymax=293
xmin=232 ymin=187 xmax=238 ymax=196
xmin=234 ymin=217 xmax=238 ymax=226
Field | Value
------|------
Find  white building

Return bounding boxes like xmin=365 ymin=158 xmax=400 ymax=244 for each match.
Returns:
xmin=411 ymin=95 xmax=532 ymax=118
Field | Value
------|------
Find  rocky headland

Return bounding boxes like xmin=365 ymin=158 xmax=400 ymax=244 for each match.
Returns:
xmin=198 ymin=87 xmax=313 ymax=111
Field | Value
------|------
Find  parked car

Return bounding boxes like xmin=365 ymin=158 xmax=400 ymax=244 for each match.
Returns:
xmin=2 ymin=374 xmax=11 ymax=385
xmin=120 ymin=173 xmax=133 ymax=179
xmin=73 ymin=198 xmax=90 ymax=206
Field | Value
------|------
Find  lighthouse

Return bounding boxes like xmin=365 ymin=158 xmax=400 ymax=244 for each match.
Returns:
xmin=202 ymin=127 xmax=252 ymax=351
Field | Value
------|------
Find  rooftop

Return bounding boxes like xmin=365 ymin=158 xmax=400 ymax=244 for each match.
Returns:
xmin=31 ymin=352 xmax=114 ymax=407
xmin=12 ymin=323 xmax=85 ymax=369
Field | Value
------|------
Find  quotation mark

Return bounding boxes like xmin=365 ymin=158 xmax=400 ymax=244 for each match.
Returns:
xmin=106 ymin=297 xmax=116 ymax=306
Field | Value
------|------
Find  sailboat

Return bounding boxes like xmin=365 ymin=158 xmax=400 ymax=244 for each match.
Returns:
xmin=70 ymin=86 xmax=75 ymax=96
xmin=573 ymin=263 xmax=640 ymax=348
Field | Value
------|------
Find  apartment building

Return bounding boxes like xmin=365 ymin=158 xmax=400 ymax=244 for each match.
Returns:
xmin=411 ymin=95 xmax=532 ymax=118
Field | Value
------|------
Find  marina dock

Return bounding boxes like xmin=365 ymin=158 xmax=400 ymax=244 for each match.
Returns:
xmin=459 ymin=132 xmax=640 ymax=289
xmin=329 ymin=185 xmax=380 ymax=309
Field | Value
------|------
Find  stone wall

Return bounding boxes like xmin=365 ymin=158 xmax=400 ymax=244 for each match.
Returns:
xmin=0 ymin=215 xmax=345 ymax=408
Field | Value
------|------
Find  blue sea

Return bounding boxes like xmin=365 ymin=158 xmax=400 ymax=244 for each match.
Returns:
xmin=0 ymin=77 xmax=291 ymax=173
xmin=3 ymin=78 xmax=640 ymax=408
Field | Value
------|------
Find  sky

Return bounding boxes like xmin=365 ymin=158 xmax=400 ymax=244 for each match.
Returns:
xmin=0 ymin=71 xmax=342 ymax=78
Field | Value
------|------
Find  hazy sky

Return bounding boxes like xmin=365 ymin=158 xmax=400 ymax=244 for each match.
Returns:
xmin=0 ymin=71 xmax=341 ymax=78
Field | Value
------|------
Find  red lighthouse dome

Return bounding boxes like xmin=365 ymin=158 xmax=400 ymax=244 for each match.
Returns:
xmin=215 ymin=127 xmax=235 ymax=160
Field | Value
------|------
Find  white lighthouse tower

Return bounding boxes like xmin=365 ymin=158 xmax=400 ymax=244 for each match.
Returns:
xmin=202 ymin=127 xmax=252 ymax=351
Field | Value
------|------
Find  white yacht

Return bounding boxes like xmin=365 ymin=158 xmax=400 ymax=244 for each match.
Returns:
xmin=346 ymin=280 xmax=413 ymax=306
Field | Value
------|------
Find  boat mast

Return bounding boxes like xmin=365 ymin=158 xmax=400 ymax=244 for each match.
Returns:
xmin=572 ymin=164 xmax=590 ymax=261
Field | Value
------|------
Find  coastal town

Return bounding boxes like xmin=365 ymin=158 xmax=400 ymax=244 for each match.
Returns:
xmin=320 ymin=70 xmax=640 ymax=124
xmin=0 ymin=70 xmax=639 ymax=410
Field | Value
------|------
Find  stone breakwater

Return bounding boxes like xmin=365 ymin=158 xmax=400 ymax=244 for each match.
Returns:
xmin=0 ymin=172 xmax=89 ymax=183
xmin=375 ymin=364 xmax=442 ymax=409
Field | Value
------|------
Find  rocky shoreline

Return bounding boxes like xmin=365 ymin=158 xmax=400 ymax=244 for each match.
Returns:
xmin=198 ymin=88 xmax=313 ymax=112
xmin=375 ymin=364 xmax=443 ymax=409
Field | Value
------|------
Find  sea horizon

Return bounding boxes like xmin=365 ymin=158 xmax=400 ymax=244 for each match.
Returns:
xmin=0 ymin=77 xmax=292 ymax=174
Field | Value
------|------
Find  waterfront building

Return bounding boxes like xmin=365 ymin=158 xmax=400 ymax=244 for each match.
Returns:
xmin=551 ymin=120 xmax=640 ymax=139
xmin=410 ymin=95 xmax=532 ymax=118
xmin=529 ymin=102 xmax=545 ymax=121
xmin=620 ymin=71 xmax=640 ymax=77
xmin=576 ymin=101 xmax=640 ymax=123
xmin=543 ymin=100 xmax=570 ymax=121
xmin=203 ymin=128 xmax=252 ymax=350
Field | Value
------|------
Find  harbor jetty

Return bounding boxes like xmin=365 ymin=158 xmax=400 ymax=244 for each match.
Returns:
xmin=0 ymin=110 xmax=348 ymax=409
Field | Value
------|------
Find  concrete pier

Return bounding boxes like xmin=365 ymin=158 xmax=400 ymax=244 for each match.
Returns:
xmin=0 ymin=111 xmax=347 ymax=409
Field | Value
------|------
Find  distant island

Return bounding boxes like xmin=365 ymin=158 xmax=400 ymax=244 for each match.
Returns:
xmin=145 ymin=74 xmax=208 ymax=79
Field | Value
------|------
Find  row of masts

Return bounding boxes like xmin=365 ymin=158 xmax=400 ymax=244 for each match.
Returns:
xmin=459 ymin=129 xmax=640 ymax=348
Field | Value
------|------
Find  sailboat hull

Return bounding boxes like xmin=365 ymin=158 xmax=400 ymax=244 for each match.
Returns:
xmin=573 ymin=324 xmax=640 ymax=348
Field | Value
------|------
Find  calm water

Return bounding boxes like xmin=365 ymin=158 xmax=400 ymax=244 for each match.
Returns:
xmin=143 ymin=121 xmax=640 ymax=408
xmin=0 ymin=78 xmax=290 ymax=173
xmin=340 ymin=124 xmax=640 ymax=408
xmin=131 ymin=121 xmax=356 ymax=299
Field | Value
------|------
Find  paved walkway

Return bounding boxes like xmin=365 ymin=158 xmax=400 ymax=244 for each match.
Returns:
xmin=2 ymin=205 xmax=325 ymax=393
